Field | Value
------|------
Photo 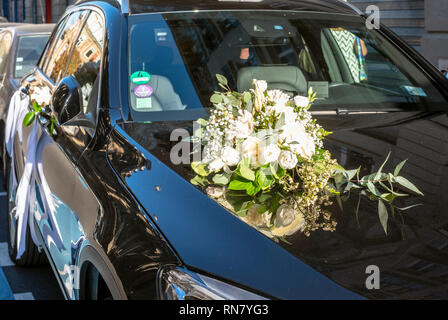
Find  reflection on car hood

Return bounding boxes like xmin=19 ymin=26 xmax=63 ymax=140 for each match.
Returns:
xmin=109 ymin=111 xmax=448 ymax=299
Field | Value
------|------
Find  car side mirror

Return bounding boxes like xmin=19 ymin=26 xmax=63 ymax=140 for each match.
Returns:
xmin=52 ymin=75 xmax=95 ymax=127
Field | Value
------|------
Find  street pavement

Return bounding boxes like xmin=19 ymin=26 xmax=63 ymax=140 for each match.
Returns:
xmin=0 ymin=173 xmax=63 ymax=300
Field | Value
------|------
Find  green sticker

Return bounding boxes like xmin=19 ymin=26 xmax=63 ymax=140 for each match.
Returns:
xmin=131 ymin=71 xmax=151 ymax=84
xmin=136 ymin=98 xmax=152 ymax=109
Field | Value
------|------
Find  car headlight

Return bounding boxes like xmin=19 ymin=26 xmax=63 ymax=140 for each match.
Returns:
xmin=157 ymin=266 xmax=268 ymax=300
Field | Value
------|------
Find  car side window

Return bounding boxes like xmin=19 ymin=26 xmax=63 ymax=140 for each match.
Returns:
xmin=0 ymin=32 xmax=12 ymax=76
xmin=64 ymin=11 xmax=105 ymax=116
xmin=43 ymin=10 xmax=89 ymax=84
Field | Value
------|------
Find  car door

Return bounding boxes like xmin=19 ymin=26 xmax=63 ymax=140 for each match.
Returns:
xmin=0 ymin=30 xmax=13 ymax=149
xmin=22 ymin=9 xmax=105 ymax=299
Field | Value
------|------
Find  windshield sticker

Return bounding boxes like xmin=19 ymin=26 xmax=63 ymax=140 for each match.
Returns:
xmin=403 ymin=86 xmax=427 ymax=97
xmin=131 ymin=71 xmax=151 ymax=85
xmin=16 ymin=57 xmax=23 ymax=62
xmin=134 ymin=85 xmax=153 ymax=98
xmin=136 ymin=98 xmax=152 ymax=110
xmin=15 ymin=65 xmax=23 ymax=71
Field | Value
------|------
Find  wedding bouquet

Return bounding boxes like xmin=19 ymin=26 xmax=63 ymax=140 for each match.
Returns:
xmin=191 ymin=75 xmax=423 ymax=240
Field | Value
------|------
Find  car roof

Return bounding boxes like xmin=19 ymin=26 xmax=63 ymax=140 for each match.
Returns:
xmin=75 ymin=0 xmax=361 ymax=15
xmin=4 ymin=23 xmax=55 ymax=36
xmin=126 ymin=0 xmax=361 ymax=15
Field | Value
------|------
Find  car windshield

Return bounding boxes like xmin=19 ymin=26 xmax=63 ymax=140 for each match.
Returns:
xmin=15 ymin=34 xmax=49 ymax=78
xmin=128 ymin=11 xmax=447 ymax=121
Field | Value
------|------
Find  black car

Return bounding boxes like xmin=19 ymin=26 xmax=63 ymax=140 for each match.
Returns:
xmin=5 ymin=0 xmax=448 ymax=300
xmin=0 ymin=24 xmax=54 ymax=166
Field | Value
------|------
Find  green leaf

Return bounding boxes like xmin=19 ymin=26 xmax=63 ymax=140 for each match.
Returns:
xmin=210 ymin=94 xmax=223 ymax=104
xmin=23 ymin=111 xmax=35 ymax=127
xmin=355 ymin=193 xmax=361 ymax=228
xmin=190 ymin=175 xmax=208 ymax=187
xmin=344 ymin=169 xmax=358 ymax=181
xmin=367 ymin=181 xmax=382 ymax=197
xmin=396 ymin=204 xmax=423 ymax=211
xmin=256 ymin=169 xmax=274 ymax=190
xmin=238 ymin=161 xmax=255 ymax=181
xmin=394 ymin=159 xmax=407 ymax=177
xmin=213 ymin=173 xmax=230 ymax=185
xmin=228 ymin=178 xmax=252 ymax=191
xmin=378 ymin=199 xmax=388 ymax=235
xmin=32 ymin=101 xmax=41 ymax=112
xmin=395 ymin=176 xmax=424 ymax=196
xmin=375 ymin=152 xmax=391 ymax=181
xmin=50 ymin=121 xmax=55 ymax=136
xmin=216 ymin=74 xmax=228 ymax=86
xmin=191 ymin=162 xmax=209 ymax=177
xmin=243 ymin=92 xmax=252 ymax=104
xmin=246 ymin=183 xmax=261 ymax=196
xmin=336 ymin=194 xmax=343 ymax=211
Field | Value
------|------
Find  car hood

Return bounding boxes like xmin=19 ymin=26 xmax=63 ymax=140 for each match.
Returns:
xmin=108 ymin=111 xmax=448 ymax=299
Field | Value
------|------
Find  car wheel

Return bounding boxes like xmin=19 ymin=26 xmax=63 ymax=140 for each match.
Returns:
xmin=5 ymin=156 xmax=46 ymax=266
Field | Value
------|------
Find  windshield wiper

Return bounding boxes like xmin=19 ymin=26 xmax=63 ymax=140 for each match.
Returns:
xmin=311 ymin=107 xmax=406 ymax=116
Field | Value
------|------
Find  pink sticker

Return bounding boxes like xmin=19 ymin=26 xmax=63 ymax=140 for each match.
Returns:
xmin=134 ymin=85 xmax=153 ymax=98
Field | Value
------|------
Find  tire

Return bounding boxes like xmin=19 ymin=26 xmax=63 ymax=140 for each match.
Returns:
xmin=5 ymin=155 xmax=46 ymax=266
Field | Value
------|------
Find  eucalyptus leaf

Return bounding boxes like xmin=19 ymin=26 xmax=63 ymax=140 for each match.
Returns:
xmin=394 ymin=159 xmax=407 ymax=176
xmin=216 ymin=74 xmax=228 ymax=86
xmin=378 ymin=200 xmax=388 ymax=235
xmin=395 ymin=176 xmax=424 ymax=196
xmin=191 ymin=162 xmax=209 ymax=177
xmin=375 ymin=152 xmax=391 ymax=181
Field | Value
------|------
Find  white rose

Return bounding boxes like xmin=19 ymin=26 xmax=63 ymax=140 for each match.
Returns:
xmin=275 ymin=205 xmax=297 ymax=228
xmin=267 ymin=89 xmax=290 ymax=106
xmin=230 ymin=110 xmax=254 ymax=139
xmin=279 ymin=121 xmax=307 ymax=144
xmin=240 ymin=136 xmax=262 ymax=167
xmin=278 ymin=150 xmax=298 ymax=170
xmin=294 ymin=95 xmax=310 ymax=108
xmin=208 ymin=158 xmax=225 ymax=172
xmin=221 ymin=146 xmax=240 ymax=166
xmin=258 ymin=144 xmax=281 ymax=166
xmin=290 ymin=134 xmax=315 ymax=159
xmin=31 ymin=86 xmax=52 ymax=106
xmin=271 ymin=205 xmax=306 ymax=237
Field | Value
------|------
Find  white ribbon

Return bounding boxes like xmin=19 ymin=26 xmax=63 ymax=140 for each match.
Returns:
xmin=5 ymin=89 xmax=67 ymax=259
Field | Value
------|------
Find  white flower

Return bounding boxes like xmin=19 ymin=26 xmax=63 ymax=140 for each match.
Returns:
xmin=254 ymin=79 xmax=268 ymax=92
xmin=221 ymin=146 xmax=240 ymax=166
xmin=258 ymin=144 xmax=281 ymax=165
xmin=271 ymin=205 xmax=306 ymax=237
xmin=279 ymin=121 xmax=316 ymax=159
xmin=240 ymin=136 xmax=262 ymax=167
xmin=206 ymin=186 xmax=226 ymax=199
xmin=267 ymin=89 xmax=290 ymax=107
xmin=253 ymin=79 xmax=267 ymax=113
xmin=272 ymin=105 xmax=297 ymax=124
xmin=279 ymin=121 xmax=307 ymax=143
xmin=290 ymin=134 xmax=315 ymax=159
xmin=275 ymin=205 xmax=297 ymax=228
xmin=278 ymin=150 xmax=298 ymax=170
xmin=245 ymin=204 xmax=265 ymax=227
xmin=31 ymin=86 xmax=52 ymax=106
xmin=229 ymin=110 xmax=254 ymax=139
xmin=208 ymin=158 xmax=225 ymax=172
xmin=294 ymin=95 xmax=310 ymax=108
